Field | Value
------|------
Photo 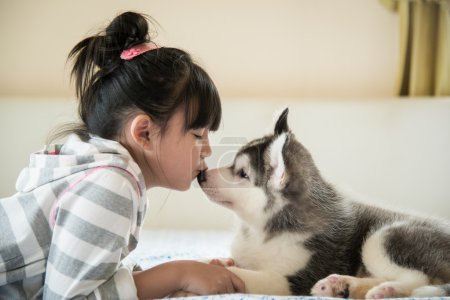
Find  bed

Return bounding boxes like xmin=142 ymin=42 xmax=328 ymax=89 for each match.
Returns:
xmin=127 ymin=229 xmax=447 ymax=300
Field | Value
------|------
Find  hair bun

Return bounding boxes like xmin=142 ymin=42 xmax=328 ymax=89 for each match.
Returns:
xmin=102 ymin=12 xmax=150 ymax=63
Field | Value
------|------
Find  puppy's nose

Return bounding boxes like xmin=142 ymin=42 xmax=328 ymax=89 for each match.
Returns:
xmin=197 ymin=170 xmax=207 ymax=184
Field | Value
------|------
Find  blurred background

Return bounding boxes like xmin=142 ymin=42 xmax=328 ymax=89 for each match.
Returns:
xmin=1 ymin=0 xmax=449 ymax=229
xmin=0 ymin=0 xmax=400 ymax=98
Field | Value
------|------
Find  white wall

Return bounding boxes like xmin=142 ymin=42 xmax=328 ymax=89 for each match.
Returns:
xmin=0 ymin=98 xmax=76 ymax=191
xmin=0 ymin=0 xmax=398 ymax=98
xmin=1 ymin=98 xmax=449 ymax=229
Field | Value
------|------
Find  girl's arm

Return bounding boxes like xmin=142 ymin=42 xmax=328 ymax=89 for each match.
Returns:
xmin=133 ymin=260 xmax=246 ymax=299
xmin=45 ymin=167 xmax=244 ymax=299
xmin=44 ymin=169 xmax=139 ymax=299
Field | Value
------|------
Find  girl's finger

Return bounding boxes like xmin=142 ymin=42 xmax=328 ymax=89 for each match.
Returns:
xmin=209 ymin=259 xmax=222 ymax=266
xmin=230 ymin=273 xmax=246 ymax=293
xmin=225 ymin=278 xmax=234 ymax=293
xmin=225 ymin=258 xmax=235 ymax=266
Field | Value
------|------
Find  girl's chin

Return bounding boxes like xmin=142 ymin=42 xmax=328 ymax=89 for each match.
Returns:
xmin=157 ymin=178 xmax=191 ymax=191
xmin=178 ymin=184 xmax=191 ymax=191
xmin=173 ymin=179 xmax=192 ymax=191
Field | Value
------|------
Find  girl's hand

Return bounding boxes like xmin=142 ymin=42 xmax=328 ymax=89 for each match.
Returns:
xmin=209 ymin=257 xmax=235 ymax=267
xmin=179 ymin=260 xmax=245 ymax=295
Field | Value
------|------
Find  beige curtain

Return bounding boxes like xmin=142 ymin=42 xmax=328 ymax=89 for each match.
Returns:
xmin=381 ymin=0 xmax=450 ymax=96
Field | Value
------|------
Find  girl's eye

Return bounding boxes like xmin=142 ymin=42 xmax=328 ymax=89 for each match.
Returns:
xmin=192 ymin=128 xmax=206 ymax=140
xmin=238 ymin=169 xmax=249 ymax=179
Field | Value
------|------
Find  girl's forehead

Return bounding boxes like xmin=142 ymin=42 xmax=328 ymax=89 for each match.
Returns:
xmin=165 ymin=110 xmax=199 ymax=139
xmin=167 ymin=108 xmax=209 ymax=133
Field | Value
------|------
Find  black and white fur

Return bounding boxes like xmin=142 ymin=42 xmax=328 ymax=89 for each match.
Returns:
xmin=198 ymin=108 xmax=450 ymax=298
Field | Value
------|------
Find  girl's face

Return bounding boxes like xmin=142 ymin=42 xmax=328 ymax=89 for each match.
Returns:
xmin=142 ymin=109 xmax=212 ymax=191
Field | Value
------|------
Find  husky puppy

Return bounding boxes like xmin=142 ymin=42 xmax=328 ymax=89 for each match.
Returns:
xmin=197 ymin=108 xmax=450 ymax=298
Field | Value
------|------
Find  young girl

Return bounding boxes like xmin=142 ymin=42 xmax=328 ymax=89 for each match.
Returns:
xmin=0 ymin=11 xmax=245 ymax=299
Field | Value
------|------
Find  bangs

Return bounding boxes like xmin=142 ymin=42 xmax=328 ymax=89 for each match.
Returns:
xmin=183 ymin=64 xmax=222 ymax=131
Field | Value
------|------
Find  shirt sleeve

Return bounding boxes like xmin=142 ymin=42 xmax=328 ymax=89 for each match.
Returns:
xmin=43 ymin=168 xmax=139 ymax=299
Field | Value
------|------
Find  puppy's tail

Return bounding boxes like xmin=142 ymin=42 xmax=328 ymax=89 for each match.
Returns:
xmin=412 ymin=283 xmax=450 ymax=297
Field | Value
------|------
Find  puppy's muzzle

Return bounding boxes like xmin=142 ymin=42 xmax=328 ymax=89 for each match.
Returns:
xmin=197 ymin=170 xmax=207 ymax=184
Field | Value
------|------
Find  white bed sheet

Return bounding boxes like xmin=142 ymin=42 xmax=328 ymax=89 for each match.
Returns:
xmin=129 ymin=229 xmax=234 ymax=269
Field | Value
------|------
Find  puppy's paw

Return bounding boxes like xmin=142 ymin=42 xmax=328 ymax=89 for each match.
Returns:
xmin=311 ymin=274 xmax=350 ymax=298
xmin=366 ymin=282 xmax=406 ymax=299
xmin=209 ymin=257 xmax=235 ymax=267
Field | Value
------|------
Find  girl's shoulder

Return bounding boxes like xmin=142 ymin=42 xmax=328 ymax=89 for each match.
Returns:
xmin=63 ymin=133 xmax=146 ymax=194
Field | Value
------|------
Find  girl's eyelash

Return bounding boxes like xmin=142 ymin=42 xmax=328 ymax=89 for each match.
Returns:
xmin=192 ymin=128 xmax=207 ymax=139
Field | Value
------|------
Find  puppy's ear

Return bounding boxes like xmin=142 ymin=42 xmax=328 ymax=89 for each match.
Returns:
xmin=274 ymin=107 xmax=289 ymax=135
xmin=268 ymin=133 xmax=288 ymax=189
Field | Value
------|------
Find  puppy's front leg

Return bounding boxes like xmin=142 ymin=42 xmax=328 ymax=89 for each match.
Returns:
xmin=228 ymin=266 xmax=291 ymax=295
xmin=203 ymin=258 xmax=291 ymax=295
xmin=170 ymin=259 xmax=291 ymax=297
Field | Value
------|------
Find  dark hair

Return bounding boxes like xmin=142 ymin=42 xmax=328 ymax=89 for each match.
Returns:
xmin=62 ymin=11 xmax=221 ymax=141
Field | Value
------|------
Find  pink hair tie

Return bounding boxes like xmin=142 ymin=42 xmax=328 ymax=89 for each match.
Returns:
xmin=120 ymin=43 xmax=158 ymax=60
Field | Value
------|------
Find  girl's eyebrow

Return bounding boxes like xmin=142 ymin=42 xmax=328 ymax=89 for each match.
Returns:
xmin=191 ymin=127 xmax=206 ymax=132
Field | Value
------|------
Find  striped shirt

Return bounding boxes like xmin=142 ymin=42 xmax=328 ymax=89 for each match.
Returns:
xmin=0 ymin=134 xmax=147 ymax=299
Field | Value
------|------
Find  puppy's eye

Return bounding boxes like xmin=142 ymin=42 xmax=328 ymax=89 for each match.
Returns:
xmin=238 ymin=169 xmax=249 ymax=179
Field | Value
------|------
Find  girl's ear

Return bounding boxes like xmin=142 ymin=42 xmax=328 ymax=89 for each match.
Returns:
xmin=129 ymin=114 xmax=156 ymax=150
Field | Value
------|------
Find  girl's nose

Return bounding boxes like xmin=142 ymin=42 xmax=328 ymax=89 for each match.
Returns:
xmin=202 ymin=140 xmax=212 ymax=158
